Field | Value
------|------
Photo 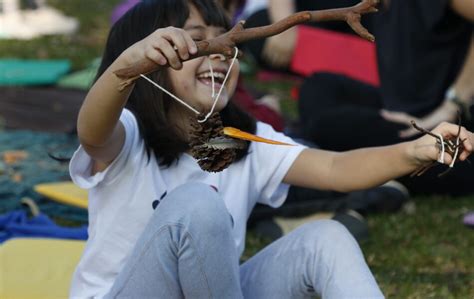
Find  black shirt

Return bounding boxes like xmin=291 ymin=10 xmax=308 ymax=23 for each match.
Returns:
xmin=374 ymin=0 xmax=472 ymax=116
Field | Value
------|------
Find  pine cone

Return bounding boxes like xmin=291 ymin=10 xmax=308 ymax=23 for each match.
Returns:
xmin=189 ymin=113 xmax=237 ymax=172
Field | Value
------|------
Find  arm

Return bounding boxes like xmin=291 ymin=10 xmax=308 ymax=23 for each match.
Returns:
xmin=267 ymin=0 xmax=296 ymax=22
xmin=262 ymin=0 xmax=297 ymax=68
xmin=452 ymin=34 xmax=474 ymax=103
xmin=284 ymin=143 xmax=416 ymax=192
xmin=450 ymin=0 xmax=474 ymax=21
xmin=283 ymin=122 xmax=474 ymax=192
xmin=381 ymin=35 xmax=474 ymax=138
xmin=77 ymin=27 xmax=196 ymax=171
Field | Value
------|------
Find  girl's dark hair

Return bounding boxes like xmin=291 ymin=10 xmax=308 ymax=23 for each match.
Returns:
xmin=97 ymin=0 xmax=256 ymax=167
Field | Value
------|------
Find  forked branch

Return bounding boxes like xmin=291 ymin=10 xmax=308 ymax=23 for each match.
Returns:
xmin=114 ymin=0 xmax=379 ymax=90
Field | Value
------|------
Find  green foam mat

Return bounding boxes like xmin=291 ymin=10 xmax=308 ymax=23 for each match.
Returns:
xmin=0 ymin=59 xmax=71 ymax=86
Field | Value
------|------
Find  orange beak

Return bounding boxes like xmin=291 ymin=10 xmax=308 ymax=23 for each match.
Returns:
xmin=223 ymin=127 xmax=294 ymax=146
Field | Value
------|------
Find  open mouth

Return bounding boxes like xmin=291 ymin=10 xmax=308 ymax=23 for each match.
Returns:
xmin=197 ymin=70 xmax=226 ymax=88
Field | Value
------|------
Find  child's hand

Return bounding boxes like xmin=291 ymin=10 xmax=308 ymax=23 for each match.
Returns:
xmin=410 ymin=122 xmax=474 ymax=166
xmin=122 ymin=27 xmax=197 ymax=70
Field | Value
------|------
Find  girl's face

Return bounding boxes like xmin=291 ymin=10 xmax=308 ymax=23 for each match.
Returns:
xmin=167 ymin=5 xmax=239 ymax=113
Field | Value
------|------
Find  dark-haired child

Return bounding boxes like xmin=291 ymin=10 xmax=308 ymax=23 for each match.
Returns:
xmin=70 ymin=1 xmax=474 ymax=298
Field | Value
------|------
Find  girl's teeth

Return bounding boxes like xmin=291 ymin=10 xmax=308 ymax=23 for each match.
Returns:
xmin=197 ymin=72 xmax=225 ymax=82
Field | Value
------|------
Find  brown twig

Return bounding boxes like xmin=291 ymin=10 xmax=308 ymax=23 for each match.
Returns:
xmin=410 ymin=116 xmax=466 ymax=177
xmin=114 ymin=0 xmax=379 ymax=90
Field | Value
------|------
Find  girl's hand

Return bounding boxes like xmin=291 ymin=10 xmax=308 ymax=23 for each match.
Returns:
xmin=122 ymin=26 xmax=197 ymax=70
xmin=409 ymin=122 xmax=474 ymax=167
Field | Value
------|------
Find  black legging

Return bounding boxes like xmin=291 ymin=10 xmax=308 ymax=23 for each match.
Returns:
xmin=298 ymin=72 xmax=406 ymax=150
xmin=298 ymin=72 xmax=474 ymax=196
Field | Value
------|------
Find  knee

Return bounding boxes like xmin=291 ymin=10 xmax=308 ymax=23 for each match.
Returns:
xmin=299 ymin=220 xmax=358 ymax=251
xmin=161 ymin=183 xmax=233 ymax=233
xmin=169 ymin=182 xmax=220 ymax=204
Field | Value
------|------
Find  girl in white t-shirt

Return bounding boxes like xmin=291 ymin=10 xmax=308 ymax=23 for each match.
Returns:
xmin=70 ymin=0 xmax=474 ymax=298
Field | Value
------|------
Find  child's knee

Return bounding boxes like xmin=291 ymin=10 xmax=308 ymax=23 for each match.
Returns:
xmin=299 ymin=219 xmax=358 ymax=251
xmin=164 ymin=182 xmax=220 ymax=210
xmin=160 ymin=182 xmax=232 ymax=231
xmin=171 ymin=182 xmax=219 ymax=199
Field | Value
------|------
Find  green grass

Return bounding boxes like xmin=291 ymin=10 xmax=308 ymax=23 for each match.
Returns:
xmin=2 ymin=1 xmax=473 ymax=297
xmin=361 ymin=197 xmax=474 ymax=298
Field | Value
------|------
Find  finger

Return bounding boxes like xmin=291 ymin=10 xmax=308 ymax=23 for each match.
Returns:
xmin=432 ymin=122 xmax=464 ymax=139
xmin=183 ymin=31 xmax=197 ymax=54
xmin=459 ymin=149 xmax=471 ymax=161
xmin=459 ymin=128 xmax=473 ymax=152
xmin=162 ymin=28 xmax=192 ymax=60
xmin=399 ymin=127 xmax=419 ymax=138
xmin=380 ymin=110 xmax=413 ymax=125
xmin=442 ymin=153 xmax=454 ymax=166
xmin=153 ymin=37 xmax=182 ymax=69
xmin=145 ymin=47 xmax=167 ymax=66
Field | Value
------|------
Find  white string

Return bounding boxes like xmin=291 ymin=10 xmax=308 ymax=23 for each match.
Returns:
xmin=207 ymin=59 xmax=216 ymax=99
xmin=436 ymin=133 xmax=445 ymax=163
xmin=198 ymin=47 xmax=239 ymax=123
xmin=449 ymin=136 xmax=460 ymax=168
xmin=139 ymin=74 xmax=200 ymax=115
xmin=139 ymin=47 xmax=239 ymax=123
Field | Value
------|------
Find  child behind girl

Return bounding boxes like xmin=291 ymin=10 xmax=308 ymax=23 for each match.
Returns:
xmin=70 ymin=0 xmax=474 ymax=298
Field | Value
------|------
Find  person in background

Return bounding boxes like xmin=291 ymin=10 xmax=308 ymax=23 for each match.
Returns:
xmin=298 ymin=0 xmax=474 ymax=196
xmin=216 ymin=0 xmax=412 ymax=238
xmin=239 ymin=0 xmax=369 ymax=70
xmin=0 ymin=0 xmax=78 ymax=39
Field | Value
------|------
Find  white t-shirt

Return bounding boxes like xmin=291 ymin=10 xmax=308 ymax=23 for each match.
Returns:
xmin=69 ymin=109 xmax=306 ymax=298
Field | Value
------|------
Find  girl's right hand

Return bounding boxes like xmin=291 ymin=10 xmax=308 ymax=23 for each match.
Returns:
xmin=409 ymin=122 xmax=474 ymax=167
xmin=122 ymin=26 xmax=198 ymax=70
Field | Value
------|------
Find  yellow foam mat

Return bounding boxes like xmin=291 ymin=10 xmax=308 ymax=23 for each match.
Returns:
xmin=0 ymin=238 xmax=85 ymax=299
xmin=34 ymin=182 xmax=88 ymax=209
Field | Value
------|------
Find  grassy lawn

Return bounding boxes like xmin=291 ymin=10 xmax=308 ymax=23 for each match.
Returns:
xmin=1 ymin=1 xmax=473 ymax=298
xmin=362 ymin=196 xmax=473 ymax=298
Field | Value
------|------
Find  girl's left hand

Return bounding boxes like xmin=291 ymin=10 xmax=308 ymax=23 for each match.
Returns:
xmin=409 ymin=122 xmax=474 ymax=167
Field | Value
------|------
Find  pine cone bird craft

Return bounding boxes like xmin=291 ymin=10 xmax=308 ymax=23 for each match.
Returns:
xmin=189 ymin=113 xmax=295 ymax=172
xmin=189 ymin=113 xmax=246 ymax=172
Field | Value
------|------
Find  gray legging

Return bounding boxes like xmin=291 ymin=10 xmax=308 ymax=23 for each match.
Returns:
xmin=105 ymin=183 xmax=384 ymax=299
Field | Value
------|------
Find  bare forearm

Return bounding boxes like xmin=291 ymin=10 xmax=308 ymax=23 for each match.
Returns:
xmin=77 ymin=55 xmax=134 ymax=147
xmin=284 ymin=143 xmax=417 ymax=192
xmin=285 ymin=123 xmax=473 ymax=193
xmin=327 ymin=143 xmax=416 ymax=192
xmin=453 ymin=35 xmax=474 ymax=102
xmin=268 ymin=0 xmax=295 ymax=22
xmin=450 ymin=0 xmax=474 ymax=21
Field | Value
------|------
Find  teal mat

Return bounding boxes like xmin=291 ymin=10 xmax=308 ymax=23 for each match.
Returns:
xmin=58 ymin=58 xmax=100 ymax=90
xmin=0 ymin=130 xmax=87 ymax=223
xmin=0 ymin=59 xmax=71 ymax=86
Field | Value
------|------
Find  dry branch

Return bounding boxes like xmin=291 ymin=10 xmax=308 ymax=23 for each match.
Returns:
xmin=410 ymin=117 xmax=466 ymax=177
xmin=114 ymin=0 xmax=379 ymax=90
